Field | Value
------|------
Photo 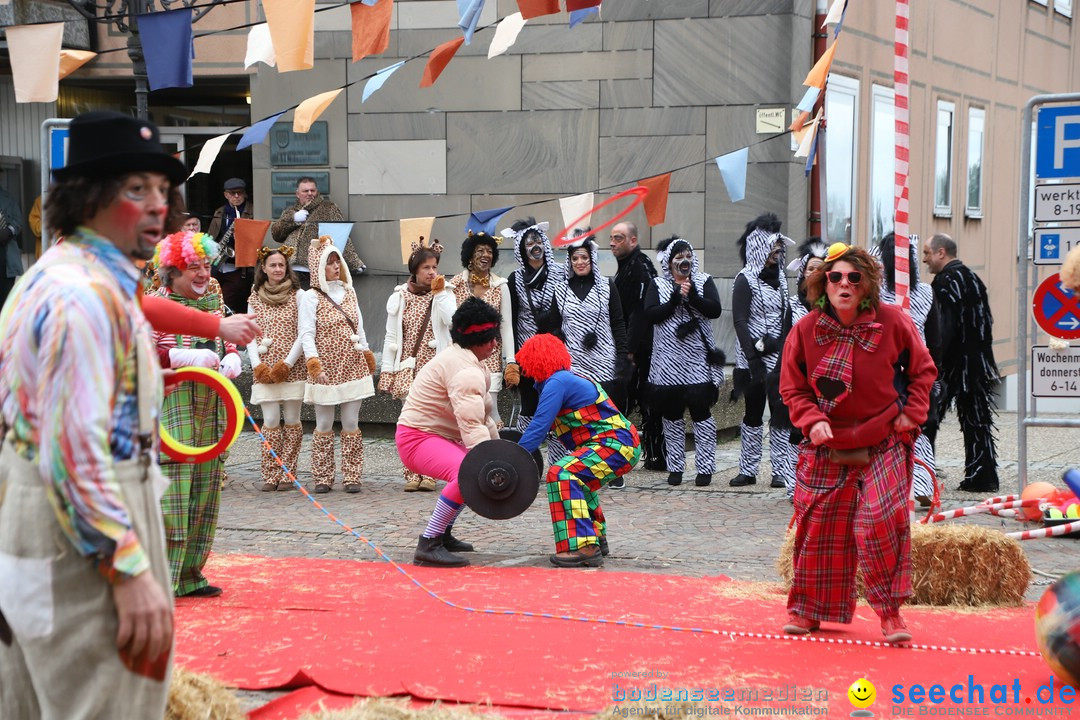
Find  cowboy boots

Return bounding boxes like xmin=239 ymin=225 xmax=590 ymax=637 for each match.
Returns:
xmin=278 ymin=424 xmax=304 ymax=491
xmin=260 ymin=425 xmax=282 ymax=491
xmin=311 ymin=430 xmax=335 ymax=492
xmin=340 ymin=429 xmax=363 ymax=493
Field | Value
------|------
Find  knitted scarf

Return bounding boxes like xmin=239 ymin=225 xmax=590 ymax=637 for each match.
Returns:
xmin=256 ymin=280 xmax=295 ymax=307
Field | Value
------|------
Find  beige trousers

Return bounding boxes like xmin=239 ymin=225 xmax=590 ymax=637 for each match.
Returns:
xmin=0 ymin=443 xmax=174 ymax=720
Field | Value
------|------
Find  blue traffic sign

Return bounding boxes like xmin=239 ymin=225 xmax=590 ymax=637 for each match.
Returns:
xmin=1033 ymin=273 xmax=1080 ymax=339
xmin=49 ymin=126 xmax=68 ymax=171
xmin=1040 ymin=232 xmax=1062 ymax=261
xmin=1037 ymin=106 xmax=1080 ymax=179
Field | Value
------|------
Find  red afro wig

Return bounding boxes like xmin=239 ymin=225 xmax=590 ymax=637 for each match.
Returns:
xmin=516 ymin=333 xmax=571 ymax=382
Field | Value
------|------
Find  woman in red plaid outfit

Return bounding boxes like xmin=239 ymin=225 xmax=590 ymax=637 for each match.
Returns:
xmin=779 ymin=243 xmax=936 ymax=644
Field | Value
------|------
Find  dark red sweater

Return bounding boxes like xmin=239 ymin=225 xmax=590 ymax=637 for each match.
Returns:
xmin=780 ymin=304 xmax=937 ymax=449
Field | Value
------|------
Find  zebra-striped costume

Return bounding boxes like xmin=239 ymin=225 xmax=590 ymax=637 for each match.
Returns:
xmin=732 ymin=228 xmax=795 ymax=491
xmin=549 ymin=237 xmax=628 ymax=463
xmin=874 ymin=235 xmax=941 ymax=502
xmin=644 ymin=240 xmax=722 ymax=478
xmin=554 ymin=239 xmax=620 ymax=384
xmin=508 ymin=223 xmax=565 ymax=351
xmin=506 ymin=222 xmax=565 ymax=439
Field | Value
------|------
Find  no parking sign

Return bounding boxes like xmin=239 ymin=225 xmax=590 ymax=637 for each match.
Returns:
xmin=1032 ymin=273 xmax=1080 ymax=339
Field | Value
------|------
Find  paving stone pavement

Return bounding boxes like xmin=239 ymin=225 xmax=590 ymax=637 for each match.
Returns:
xmin=213 ymin=412 xmax=1080 ymax=597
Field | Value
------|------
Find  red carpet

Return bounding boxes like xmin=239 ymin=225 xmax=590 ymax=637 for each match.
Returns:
xmin=174 ymin=554 xmax=1067 ymax=718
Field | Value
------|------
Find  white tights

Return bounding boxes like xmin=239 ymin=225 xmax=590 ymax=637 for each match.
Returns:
xmin=260 ymin=400 xmax=302 ymax=429
xmin=314 ymin=400 xmax=363 ymax=433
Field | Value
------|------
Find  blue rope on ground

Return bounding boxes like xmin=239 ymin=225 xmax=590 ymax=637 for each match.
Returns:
xmin=242 ymin=409 xmax=1039 ymax=658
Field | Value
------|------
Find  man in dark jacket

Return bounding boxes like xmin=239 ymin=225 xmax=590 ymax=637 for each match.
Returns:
xmin=0 ymin=184 xmax=25 ymax=309
xmin=207 ymin=177 xmax=254 ymax=314
xmin=610 ymin=221 xmax=664 ymax=475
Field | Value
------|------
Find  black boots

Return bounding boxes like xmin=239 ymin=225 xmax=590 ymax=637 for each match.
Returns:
xmin=729 ymin=473 xmax=757 ymax=487
xmin=414 ymin=535 xmax=469 ymax=567
xmin=667 ymin=472 xmax=683 ymax=486
xmin=694 ymin=473 xmax=712 ymax=487
xmin=441 ymin=529 xmax=474 ymax=553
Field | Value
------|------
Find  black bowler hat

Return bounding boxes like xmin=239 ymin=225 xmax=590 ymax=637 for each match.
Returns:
xmin=53 ymin=111 xmax=189 ymax=186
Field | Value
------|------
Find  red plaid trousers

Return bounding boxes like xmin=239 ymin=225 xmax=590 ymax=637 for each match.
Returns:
xmin=787 ymin=432 xmax=916 ymax=624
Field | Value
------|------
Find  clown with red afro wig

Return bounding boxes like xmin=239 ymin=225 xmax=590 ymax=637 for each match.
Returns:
xmin=515 ymin=333 xmax=572 ymax=383
xmin=515 ymin=333 xmax=641 ymax=569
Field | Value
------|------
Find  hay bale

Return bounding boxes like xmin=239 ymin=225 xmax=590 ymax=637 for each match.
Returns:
xmin=776 ymin=523 xmax=1030 ymax=607
xmin=167 ymin=667 xmax=246 ymax=720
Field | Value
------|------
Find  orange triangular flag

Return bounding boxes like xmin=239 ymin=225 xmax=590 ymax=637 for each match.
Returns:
xmin=350 ymin=0 xmax=393 ymax=63
xmin=59 ymin=49 xmax=96 ymax=80
xmin=294 ymin=89 xmax=343 ymax=133
xmin=639 ymin=173 xmax=671 ymax=227
xmin=789 ymin=110 xmax=809 ymax=133
xmin=232 ymin=219 xmax=271 ymax=268
xmin=517 ymin=0 xmax=559 ymax=20
xmin=263 ymin=0 xmax=315 ymax=72
xmin=803 ymin=38 xmax=839 ymax=90
xmin=420 ymin=37 xmax=465 ymax=88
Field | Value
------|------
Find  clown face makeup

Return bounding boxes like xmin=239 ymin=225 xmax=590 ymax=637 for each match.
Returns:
xmin=173 ymin=258 xmax=212 ymax=299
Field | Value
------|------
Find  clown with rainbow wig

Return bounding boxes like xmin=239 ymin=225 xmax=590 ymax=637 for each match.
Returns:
xmin=152 ymin=229 xmax=241 ymax=598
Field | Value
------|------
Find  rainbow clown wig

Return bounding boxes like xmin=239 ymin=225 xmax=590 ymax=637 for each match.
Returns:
xmin=515 ymin=333 xmax=572 ymax=383
xmin=152 ymin=230 xmax=218 ymax=272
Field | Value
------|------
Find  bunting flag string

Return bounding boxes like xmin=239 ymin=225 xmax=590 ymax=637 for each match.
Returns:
xmin=11 ymin=0 xmax=811 ymax=256
xmin=893 ymin=0 xmax=912 ymax=310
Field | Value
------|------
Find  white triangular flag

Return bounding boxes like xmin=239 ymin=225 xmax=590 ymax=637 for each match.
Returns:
xmin=488 ymin=12 xmax=527 ymax=59
xmin=559 ymin=192 xmax=594 ymax=235
xmin=245 ymin=23 xmax=276 ymax=69
xmin=822 ymin=0 xmax=845 ymax=28
xmin=188 ymin=133 xmax=231 ymax=179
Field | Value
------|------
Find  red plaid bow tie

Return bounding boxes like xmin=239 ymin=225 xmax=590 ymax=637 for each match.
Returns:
xmin=810 ymin=311 xmax=883 ymax=413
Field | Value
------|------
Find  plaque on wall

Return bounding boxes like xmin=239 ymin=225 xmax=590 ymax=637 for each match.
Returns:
xmin=272 ymin=196 xmax=298 ymax=218
xmin=269 ymin=122 xmax=329 ymax=167
xmin=271 ymin=171 xmax=330 ymax=195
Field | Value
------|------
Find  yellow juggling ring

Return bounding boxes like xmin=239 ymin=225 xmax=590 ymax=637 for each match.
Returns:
xmin=159 ymin=366 xmax=244 ymax=464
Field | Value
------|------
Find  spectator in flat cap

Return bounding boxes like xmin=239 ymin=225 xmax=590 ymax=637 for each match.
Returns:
xmin=208 ymin=177 xmax=255 ymax=314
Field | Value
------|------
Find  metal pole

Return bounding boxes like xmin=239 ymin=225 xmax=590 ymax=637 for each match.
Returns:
xmin=127 ymin=0 xmax=149 ymax=120
xmin=1017 ymin=97 xmax=1036 ymax=492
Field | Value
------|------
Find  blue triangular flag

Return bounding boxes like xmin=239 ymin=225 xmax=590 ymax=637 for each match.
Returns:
xmin=363 ymin=61 xmax=406 ymax=103
xmin=805 ymin=127 xmax=820 ymax=177
xmin=319 ymin=223 xmax=354 ymax=253
xmin=465 ymin=206 xmax=513 ymax=236
xmin=237 ymin=112 xmax=285 ymax=151
xmin=457 ymin=0 xmax=486 ymax=45
xmin=138 ymin=8 xmax=193 ymax=91
xmin=715 ymin=148 xmax=748 ymax=203
xmin=569 ymin=7 xmax=599 ymax=28
xmin=796 ymin=86 xmax=820 ymax=114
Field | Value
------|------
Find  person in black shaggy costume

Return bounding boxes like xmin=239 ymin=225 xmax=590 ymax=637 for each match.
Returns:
xmin=922 ymin=232 xmax=999 ymax=492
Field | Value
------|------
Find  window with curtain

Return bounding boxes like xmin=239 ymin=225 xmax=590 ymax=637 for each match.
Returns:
xmin=825 ymin=74 xmax=859 ymax=244
xmin=935 ymin=101 xmax=955 ymax=216
xmin=869 ymin=84 xmax=895 ymax=245
xmin=966 ymin=107 xmax=985 ymax=218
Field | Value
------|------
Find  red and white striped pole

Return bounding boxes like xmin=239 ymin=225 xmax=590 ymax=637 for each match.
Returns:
xmin=893 ymin=0 xmax=911 ymax=311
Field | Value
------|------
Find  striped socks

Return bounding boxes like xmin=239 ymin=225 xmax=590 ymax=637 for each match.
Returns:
xmin=422 ymin=494 xmax=463 ymax=539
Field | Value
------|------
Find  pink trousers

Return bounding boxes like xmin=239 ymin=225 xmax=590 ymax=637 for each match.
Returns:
xmin=395 ymin=425 xmax=465 ymax=504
